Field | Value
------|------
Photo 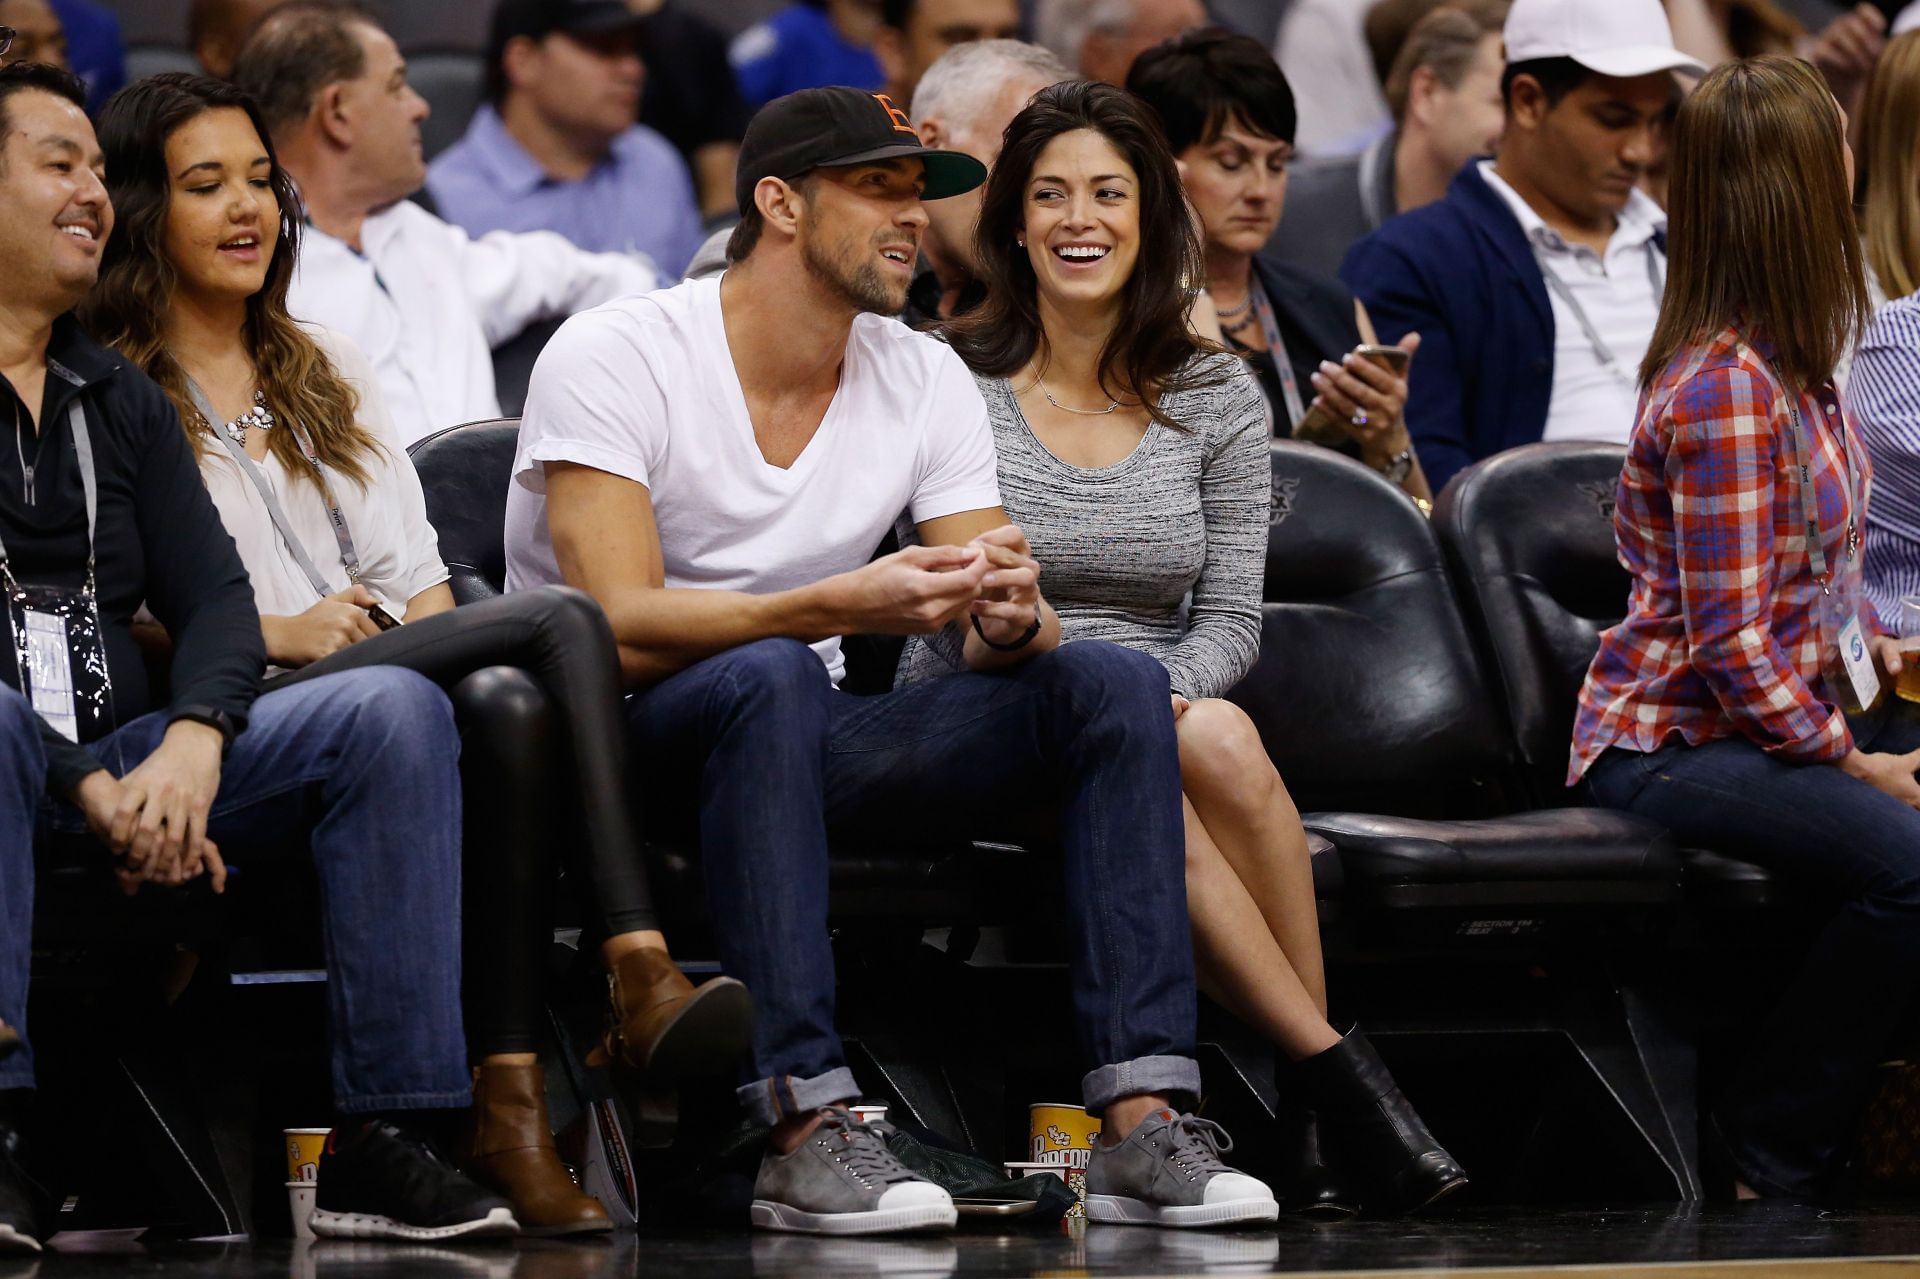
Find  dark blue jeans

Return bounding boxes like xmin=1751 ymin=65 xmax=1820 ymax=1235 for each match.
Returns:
xmin=1586 ymin=703 xmax=1920 ymax=1198
xmin=0 ymin=668 xmax=471 ymax=1114
xmin=626 ymin=637 xmax=1200 ymax=1127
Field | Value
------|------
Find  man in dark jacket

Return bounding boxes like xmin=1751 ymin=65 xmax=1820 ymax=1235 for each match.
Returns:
xmin=0 ymin=64 xmax=507 ymax=1250
xmin=1340 ymin=0 xmax=1699 ymax=491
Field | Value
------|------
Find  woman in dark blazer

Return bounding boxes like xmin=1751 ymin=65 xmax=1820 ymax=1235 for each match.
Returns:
xmin=1130 ymin=30 xmax=1434 ymax=506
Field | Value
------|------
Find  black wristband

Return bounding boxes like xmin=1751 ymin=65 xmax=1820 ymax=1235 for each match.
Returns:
xmin=169 ymin=706 xmax=237 ymax=754
xmin=971 ymin=611 xmax=1042 ymax=653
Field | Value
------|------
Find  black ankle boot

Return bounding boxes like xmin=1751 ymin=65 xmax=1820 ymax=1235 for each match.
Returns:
xmin=1296 ymin=1027 xmax=1467 ymax=1215
xmin=1272 ymin=1103 xmax=1358 ymax=1217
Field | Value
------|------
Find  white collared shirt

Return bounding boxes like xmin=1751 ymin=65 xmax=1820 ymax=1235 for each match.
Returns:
xmin=1479 ymin=161 xmax=1666 ymax=446
xmin=289 ymin=199 xmax=656 ymax=446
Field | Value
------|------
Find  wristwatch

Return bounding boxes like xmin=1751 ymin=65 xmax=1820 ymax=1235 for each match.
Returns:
xmin=972 ymin=612 xmax=1042 ymax=652
xmin=170 ymin=705 xmax=238 ymax=754
xmin=1378 ymin=446 xmax=1416 ymax=486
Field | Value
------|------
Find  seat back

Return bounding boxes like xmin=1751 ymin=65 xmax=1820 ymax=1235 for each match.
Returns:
xmin=409 ymin=51 xmax=485 ymax=160
xmin=1230 ymin=442 xmax=1516 ymax=817
xmin=1433 ymin=442 xmax=1631 ymax=806
xmin=409 ymin=418 xmax=520 ymax=603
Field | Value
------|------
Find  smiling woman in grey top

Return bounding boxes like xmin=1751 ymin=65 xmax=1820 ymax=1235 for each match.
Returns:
xmin=904 ymin=78 xmax=1466 ymax=1214
xmin=900 ymin=358 xmax=1269 ymax=697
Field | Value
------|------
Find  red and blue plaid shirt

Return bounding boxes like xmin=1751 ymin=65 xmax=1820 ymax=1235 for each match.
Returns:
xmin=1569 ymin=327 xmax=1882 ymax=783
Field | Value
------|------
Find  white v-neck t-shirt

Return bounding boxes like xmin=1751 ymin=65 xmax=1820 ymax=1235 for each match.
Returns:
xmin=503 ymin=274 xmax=1001 ymax=685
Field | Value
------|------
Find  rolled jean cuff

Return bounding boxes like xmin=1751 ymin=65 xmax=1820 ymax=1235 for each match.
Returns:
xmin=1082 ymin=1055 xmax=1202 ymax=1115
xmin=333 ymin=1087 xmax=474 ymax=1116
xmin=736 ymin=1066 xmax=861 ymax=1127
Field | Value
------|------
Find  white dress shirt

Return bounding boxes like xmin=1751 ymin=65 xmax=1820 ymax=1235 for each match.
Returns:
xmin=1480 ymin=161 xmax=1666 ymax=447
xmin=1274 ymin=0 xmax=1389 ymax=157
xmin=289 ymin=199 xmax=656 ymax=445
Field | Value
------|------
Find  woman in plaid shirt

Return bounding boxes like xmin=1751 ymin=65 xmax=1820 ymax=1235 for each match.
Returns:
xmin=1575 ymin=56 xmax=1920 ymax=1202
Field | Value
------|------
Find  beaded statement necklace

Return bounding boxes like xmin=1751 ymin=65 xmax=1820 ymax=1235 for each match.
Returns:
xmin=208 ymin=390 xmax=275 ymax=446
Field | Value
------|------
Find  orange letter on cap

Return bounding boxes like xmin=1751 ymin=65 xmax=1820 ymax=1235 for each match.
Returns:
xmin=873 ymin=93 xmax=916 ymax=135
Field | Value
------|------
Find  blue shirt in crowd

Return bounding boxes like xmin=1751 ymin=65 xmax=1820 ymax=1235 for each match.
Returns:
xmin=1847 ymin=293 xmax=1920 ymax=628
xmin=728 ymin=3 xmax=884 ymax=109
xmin=50 ymin=0 xmax=123 ymax=114
xmin=425 ymin=105 xmax=705 ymax=281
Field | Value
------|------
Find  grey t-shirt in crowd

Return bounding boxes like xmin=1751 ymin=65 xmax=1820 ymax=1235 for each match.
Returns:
xmin=899 ymin=353 xmax=1271 ymax=699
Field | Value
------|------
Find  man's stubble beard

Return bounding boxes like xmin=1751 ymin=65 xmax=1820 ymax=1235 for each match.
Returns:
xmin=799 ymin=220 xmax=908 ymax=316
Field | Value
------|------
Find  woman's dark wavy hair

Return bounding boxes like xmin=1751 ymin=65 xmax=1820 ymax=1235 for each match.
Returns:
xmin=81 ymin=72 xmax=376 ymax=486
xmin=941 ymin=79 xmax=1225 ymax=428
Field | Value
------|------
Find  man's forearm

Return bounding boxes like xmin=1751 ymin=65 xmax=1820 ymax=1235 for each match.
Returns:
xmin=602 ymin=578 xmax=855 ymax=685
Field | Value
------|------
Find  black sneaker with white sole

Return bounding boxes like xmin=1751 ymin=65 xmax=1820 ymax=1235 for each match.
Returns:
xmin=0 ymin=1120 xmax=46 ymax=1255
xmin=311 ymin=1120 xmax=519 ymax=1242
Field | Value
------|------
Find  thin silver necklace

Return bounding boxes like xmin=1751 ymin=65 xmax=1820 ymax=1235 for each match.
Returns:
xmin=1036 ymin=376 xmax=1121 ymax=416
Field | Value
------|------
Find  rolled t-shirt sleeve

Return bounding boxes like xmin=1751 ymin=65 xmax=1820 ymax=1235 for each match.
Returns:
xmin=515 ymin=308 xmax=667 ymax=494
xmin=908 ymin=348 xmax=1000 ymax=523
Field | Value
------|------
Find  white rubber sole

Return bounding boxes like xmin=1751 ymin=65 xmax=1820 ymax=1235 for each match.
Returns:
xmin=750 ymin=1198 xmax=957 ymax=1236
xmin=1085 ymin=1192 xmax=1280 ymax=1228
xmin=308 ymin=1205 xmax=519 ymax=1241
xmin=0 ymin=1221 xmax=41 ymax=1253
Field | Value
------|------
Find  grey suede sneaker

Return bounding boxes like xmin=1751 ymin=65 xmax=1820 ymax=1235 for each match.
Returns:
xmin=751 ymin=1107 xmax=957 ymax=1236
xmin=1085 ymin=1111 xmax=1279 ymax=1228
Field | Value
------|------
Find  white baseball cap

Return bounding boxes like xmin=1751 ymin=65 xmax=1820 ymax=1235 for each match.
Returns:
xmin=1505 ymin=0 xmax=1708 ymax=79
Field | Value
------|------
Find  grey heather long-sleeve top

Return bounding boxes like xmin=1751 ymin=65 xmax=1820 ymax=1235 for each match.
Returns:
xmin=899 ymin=354 xmax=1271 ymax=699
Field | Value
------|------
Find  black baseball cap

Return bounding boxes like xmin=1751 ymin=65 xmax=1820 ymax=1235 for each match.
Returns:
xmin=489 ymin=0 xmax=644 ymax=53
xmin=734 ymin=86 xmax=988 ymax=217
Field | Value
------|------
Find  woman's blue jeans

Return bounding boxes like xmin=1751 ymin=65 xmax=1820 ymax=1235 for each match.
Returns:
xmin=0 ymin=668 xmax=471 ymax=1115
xmin=625 ymin=637 xmax=1202 ymax=1128
xmin=1585 ymin=702 xmax=1920 ymax=1198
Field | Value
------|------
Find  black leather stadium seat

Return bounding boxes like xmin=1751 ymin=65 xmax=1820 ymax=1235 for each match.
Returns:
xmin=1432 ymin=442 xmax=1779 ymax=910
xmin=1232 ymin=442 xmax=1680 ymax=928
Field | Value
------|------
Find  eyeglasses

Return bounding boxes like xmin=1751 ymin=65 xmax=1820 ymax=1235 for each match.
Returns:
xmin=0 ymin=29 xmax=16 ymax=60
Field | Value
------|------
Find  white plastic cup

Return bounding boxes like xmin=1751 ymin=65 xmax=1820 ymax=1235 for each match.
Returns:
xmin=850 ymin=1104 xmax=889 ymax=1126
xmin=287 ymin=1181 xmax=316 ymax=1239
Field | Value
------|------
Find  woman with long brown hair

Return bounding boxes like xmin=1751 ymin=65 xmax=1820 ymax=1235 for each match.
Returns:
xmin=1574 ymin=55 xmax=1920 ymax=1201
xmin=1855 ymin=30 xmax=1920 ymax=304
xmin=902 ymin=79 xmax=1465 ymax=1218
xmin=81 ymin=73 xmax=752 ymax=1233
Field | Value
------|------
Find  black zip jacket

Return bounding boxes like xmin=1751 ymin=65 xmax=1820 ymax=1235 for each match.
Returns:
xmin=0 ymin=316 xmax=263 ymax=797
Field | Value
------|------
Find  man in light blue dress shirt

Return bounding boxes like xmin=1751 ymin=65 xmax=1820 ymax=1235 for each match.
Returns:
xmin=427 ymin=0 xmax=705 ymax=280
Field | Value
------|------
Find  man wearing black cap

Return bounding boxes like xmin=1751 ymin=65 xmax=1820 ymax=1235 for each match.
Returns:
xmin=426 ymin=0 xmax=705 ymax=277
xmin=504 ymin=86 xmax=1276 ymax=1236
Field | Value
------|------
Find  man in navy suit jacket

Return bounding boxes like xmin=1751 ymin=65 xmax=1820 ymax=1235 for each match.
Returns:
xmin=1339 ymin=0 xmax=1700 ymax=492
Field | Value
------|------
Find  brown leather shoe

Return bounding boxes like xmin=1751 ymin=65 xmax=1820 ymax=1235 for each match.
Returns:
xmin=594 ymin=948 xmax=754 ymax=1081
xmin=465 ymin=1061 xmax=611 ymax=1236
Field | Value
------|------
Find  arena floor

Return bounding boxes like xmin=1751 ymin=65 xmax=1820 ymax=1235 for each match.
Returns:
xmin=12 ymin=1203 xmax=1920 ymax=1278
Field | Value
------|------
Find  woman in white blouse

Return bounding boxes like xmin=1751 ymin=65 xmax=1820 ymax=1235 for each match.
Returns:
xmin=83 ymin=74 xmax=751 ymax=1234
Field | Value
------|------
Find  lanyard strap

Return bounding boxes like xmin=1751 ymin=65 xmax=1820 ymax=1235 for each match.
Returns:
xmin=1532 ymin=239 xmax=1666 ymax=372
xmin=1248 ymin=277 xmax=1307 ymax=428
xmin=1778 ymin=382 xmax=1858 ymax=590
xmin=0 ymin=401 xmax=97 ymax=583
xmin=187 ymin=378 xmax=364 ymax=598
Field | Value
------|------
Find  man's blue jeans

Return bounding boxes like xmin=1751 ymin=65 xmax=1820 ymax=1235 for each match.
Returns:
xmin=626 ymin=638 xmax=1200 ymax=1127
xmin=1585 ymin=703 xmax=1920 ymax=1198
xmin=0 ymin=668 xmax=471 ymax=1114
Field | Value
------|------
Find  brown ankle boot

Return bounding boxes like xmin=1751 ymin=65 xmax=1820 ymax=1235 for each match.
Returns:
xmin=466 ymin=1061 xmax=611 ymax=1236
xmin=595 ymin=948 xmax=754 ymax=1081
